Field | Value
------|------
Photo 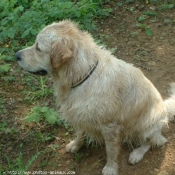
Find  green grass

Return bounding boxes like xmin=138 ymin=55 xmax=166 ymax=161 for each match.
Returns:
xmin=1 ymin=144 xmax=41 ymax=173
xmin=23 ymin=77 xmax=53 ymax=103
xmin=74 ymin=153 xmax=83 ymax=163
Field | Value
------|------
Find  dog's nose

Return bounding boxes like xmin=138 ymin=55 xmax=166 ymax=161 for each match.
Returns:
xmin=15 ymin=52 xmax=22 ymax=61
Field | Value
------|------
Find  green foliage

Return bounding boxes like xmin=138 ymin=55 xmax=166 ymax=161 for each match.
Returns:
xmin=25 ymin=106 xmax=59 ymax=125
xmin=145 ymin=27 xmax=154 ymax=36
xmin=25 ymin=106 xmax=70 ymax=132
xmin=148 ymin=1 xmax=174 ymax=10
xmin=136 ymin=9 xmax=156 ymax=37
xmin=144 ymin=11 xmax=157 ymax=16
xmin=138 ymin=15 xmax=148 ymax=22
xmin=0 ymin=99 xmax=5 ymax=114
xmin=3 ymin=75 xmax=15 ymax=82
xmin=36 ymin=132 xmax=55 ymax=142
xmin=136 ymin=23 xmax=154 ymax=36
xmin=0 ymin=121 xmax=17 ymax=135
xmin=0 ymin=0 xmax=112 ymax=43
xmin=159 ymin=2 xmax=174 ymax=10
xmin=125 ymin=0 xmax=134 ymax=4
xmin=0 ymin=64 xmax=11 ymax=74
xmin=0 ymin=122 xmax=8 ymax=132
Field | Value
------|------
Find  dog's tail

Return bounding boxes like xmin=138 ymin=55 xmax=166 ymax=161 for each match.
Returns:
xmin=164 ymin=82 xmax=175 ymax=121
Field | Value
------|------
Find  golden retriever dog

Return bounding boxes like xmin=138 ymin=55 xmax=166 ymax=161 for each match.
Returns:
xmin=16 ymin=20 xmax=175 ymax=175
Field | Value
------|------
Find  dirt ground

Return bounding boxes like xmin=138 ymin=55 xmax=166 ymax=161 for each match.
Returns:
xmin=1 ymin=1 xmax=175 ymax=175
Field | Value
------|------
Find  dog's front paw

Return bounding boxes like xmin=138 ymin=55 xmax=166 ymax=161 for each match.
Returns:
xmin=128 ymin=149 xmax=143 ymax=165
xmin=102 ymin=165 xmax=118 ymax=175
xmin=66 ymin=140 xmax=82 ymax=153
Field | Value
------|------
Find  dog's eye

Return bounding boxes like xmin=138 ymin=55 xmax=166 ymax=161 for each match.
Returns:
xmin=36 ymin=43 xmax=41 ymax=52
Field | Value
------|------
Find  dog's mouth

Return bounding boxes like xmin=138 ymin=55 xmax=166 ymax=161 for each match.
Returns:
xmin=28 ymin=70 xmax=48 ymax=76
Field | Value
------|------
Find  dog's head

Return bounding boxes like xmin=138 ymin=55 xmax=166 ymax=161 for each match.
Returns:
xmin=15 ymin=20 xmax=77 ymax=75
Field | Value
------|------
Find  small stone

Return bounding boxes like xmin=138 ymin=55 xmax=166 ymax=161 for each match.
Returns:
xmin=149 ymin=6 xmax=156 ymax=10
xmin=149 ymin=170 xmax=155 ymax=175
xmin=154 ymin=168 xmax=159 ymax=172
xmin=14 ymin=110 xmax=19 ymax=114
xmin=148 ymin=61 xmax=156 ymax=66
xmin=7 ymin=147 xmax=13 ymax=151
xmin=18 ymin=85 xmax=24 ymax=90
xmin=157 ymin=171 xmax=169 ymax=175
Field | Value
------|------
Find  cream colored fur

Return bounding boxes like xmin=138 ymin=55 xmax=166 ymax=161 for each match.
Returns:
xmin=16 ymin=20 xmax=175 ymax=175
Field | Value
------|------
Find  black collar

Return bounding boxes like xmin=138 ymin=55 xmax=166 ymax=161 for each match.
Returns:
xmin=71 ymin=60 xmax=99 ymax=88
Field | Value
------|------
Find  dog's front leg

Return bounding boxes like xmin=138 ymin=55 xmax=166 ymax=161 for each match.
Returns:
xmin=66 ymin=131 xmax=84 ymax=153
xmin=101 ymin=123 xmax=121 ymax=175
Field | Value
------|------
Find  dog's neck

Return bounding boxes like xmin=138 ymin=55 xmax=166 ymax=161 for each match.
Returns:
xmin=52 ymin=56 xmax=98 ymax=88
xmin=71 ymin=60 xmax=99 ymax=88
xmin=52 ymin=41 xmax=100 ymax=102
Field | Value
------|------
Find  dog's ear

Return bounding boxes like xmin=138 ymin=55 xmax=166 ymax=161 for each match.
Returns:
xmin=50 ymin=40 xmax=73 ymax=69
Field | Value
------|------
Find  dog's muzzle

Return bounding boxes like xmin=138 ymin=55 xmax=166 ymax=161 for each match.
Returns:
xmin=15 ymin=51 xmax=22 ymax=61
xmin=15 ymin=51 xmax=48 ymax=76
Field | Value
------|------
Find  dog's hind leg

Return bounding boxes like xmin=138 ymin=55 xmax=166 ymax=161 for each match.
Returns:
xmin=66 ymin=132 xmax=84 ymax=153
xmin=149 ymin=129 xmax=167 ymax=147
xmin=101 ymin=123 xmax=122 ymax=175
xmin=128 ymin=129 xmax=167 ymax=165
xmin=128 ymin=143 xmax=151 ymax=164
